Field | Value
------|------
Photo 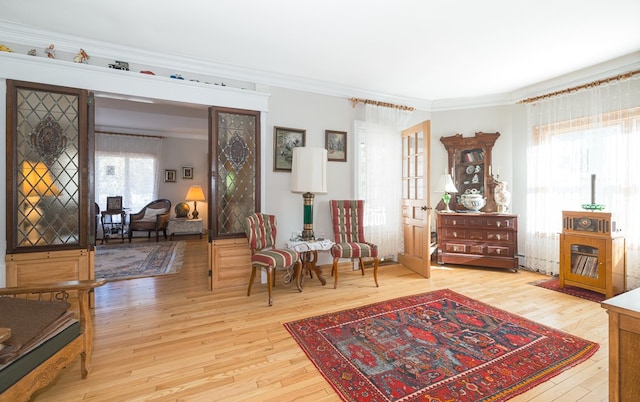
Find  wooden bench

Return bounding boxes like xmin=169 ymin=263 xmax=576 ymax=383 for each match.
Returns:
xmin=0 ymin=279 xmax=105 ymax=402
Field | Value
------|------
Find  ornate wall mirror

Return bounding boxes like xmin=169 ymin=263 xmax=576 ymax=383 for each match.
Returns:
xmin=439 ymin=132 xmax=500 ymax=212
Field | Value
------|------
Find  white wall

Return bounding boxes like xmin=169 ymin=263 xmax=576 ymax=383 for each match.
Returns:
xmin=264 ymin=87 xmax=360 ymax=264
xmin=158 ymin=137 xmax=209 ymax=226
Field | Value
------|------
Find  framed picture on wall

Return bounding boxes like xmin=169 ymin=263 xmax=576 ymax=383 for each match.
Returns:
xmin=164 ymin=169 xmax=176 ymax=182
xmin=325 ymin=130 xmax=347 ymax=162
xmin=274 ymin=126 xmax=306 ymax=171
xmin=182 ymin=166 xmax=193 ymax=179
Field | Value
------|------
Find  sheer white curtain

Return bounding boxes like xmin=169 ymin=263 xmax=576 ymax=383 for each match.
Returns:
xmin=525 ymin=74 xmax=640 ymax=289
xmin=354 ymin=104 xmax=412 ymax=260
xmin=95 ymin=133 xmax=163 ymax=212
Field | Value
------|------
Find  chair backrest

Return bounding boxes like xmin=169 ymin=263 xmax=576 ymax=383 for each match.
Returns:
xmin=330 ymin=200 xmax=366 ymax=243
xmin=106 ymin=196 xmax=123 ymax=212
xmin=245 ymin=213 xmax=277 ymax=251
xmin=144 ymin=199 xmax=171 ymax=213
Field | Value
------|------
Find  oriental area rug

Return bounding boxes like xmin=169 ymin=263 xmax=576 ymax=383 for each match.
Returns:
xmin=94 ymin=241 xmax=185 ymax=282
xmin=284 ymin=289 xmax=598 ymax=402
xmin=530 ymin=278 xmax=606 ymax=302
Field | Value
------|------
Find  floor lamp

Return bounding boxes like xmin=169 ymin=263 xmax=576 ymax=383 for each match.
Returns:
xmin=291 ymin=147 xmax=327 ymax=240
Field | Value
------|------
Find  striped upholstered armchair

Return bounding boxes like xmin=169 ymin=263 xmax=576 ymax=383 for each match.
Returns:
xmin=245 ymin=213 xmax=302 ymax=306
xmin=329 ymin=200 xmax=379 ymax=289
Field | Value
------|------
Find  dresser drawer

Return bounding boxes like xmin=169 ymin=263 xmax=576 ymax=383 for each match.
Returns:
xmin=439 ymin=215 xmax=467 ymax=227
xmin=442 ymin=228 xmax=468 ymax=240
xmin=486 ymin=231 xmax=514 ymax=242
xmin=486 ymin=217 xmax=517 ymax=229
xmin=487 ymin=245 xmax=512 ymax=256
xmin=443 ymin=242 xmax=468 ymax=253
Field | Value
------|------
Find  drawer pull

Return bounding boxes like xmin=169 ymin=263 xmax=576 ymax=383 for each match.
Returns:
xmin=496 ymin=221 xmax=501 ymax=227
xmin=452 ymin=220 xmax=457 ymax=225
xmin=496 ymin=249 xmax=502 ymax=254
xmin=453 ymin=246 xmax=458 ymax=252
xmin=496 ymin=234 xmax=501 ymax=240
xmin=453 ymin=232 xmax=458 ymax=238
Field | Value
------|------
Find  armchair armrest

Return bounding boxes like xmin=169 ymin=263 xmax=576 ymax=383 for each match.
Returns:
xmin=129 ymin=211 xmax=145 ymax=221
xmin=0 ymin=280 xmax=106 ymax=400
xmin=0 ymin=279 xmax=106 ymax=297
xmin=157 ymin=212 xmax=170 ymax=226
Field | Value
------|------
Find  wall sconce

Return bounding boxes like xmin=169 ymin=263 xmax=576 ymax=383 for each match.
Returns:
xmin=185 ymin=185 xmax=206 ymax=219
xmin=291 ymin=147 xmax=327 ymax=240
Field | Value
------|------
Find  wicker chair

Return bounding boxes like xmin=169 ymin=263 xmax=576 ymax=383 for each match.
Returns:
xmin=245 ymin=213 xmax=302 ymax=306
xmin=127 ymin=199 xmax=171 ymax=242
xmin=329 ymin=200 xmax=379 ymax=289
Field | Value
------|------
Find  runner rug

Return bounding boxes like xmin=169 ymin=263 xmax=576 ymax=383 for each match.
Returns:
xmin=284 ymin=288 xmax=598 ymax=402
xmin=94 ymin=241 xmax=186 ymax=281
xmin=530 ymin=278 xmax=606 ymax=302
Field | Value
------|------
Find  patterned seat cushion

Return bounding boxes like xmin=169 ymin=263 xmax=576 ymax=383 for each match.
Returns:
xmin=251 ymin=248 xmax=298 ymax=268
xmin=331 ymin=242 xmax=378 ymax=259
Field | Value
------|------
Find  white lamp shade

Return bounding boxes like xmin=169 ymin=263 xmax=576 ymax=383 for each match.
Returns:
xmin=437 ymin=174 xmax=458 ymax=193
xmin=291 ymin=147 xmax=327 ymax=194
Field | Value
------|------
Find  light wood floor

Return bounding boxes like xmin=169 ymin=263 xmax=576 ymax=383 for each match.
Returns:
xmin=32 ymin=237 xmax=609 ymax=401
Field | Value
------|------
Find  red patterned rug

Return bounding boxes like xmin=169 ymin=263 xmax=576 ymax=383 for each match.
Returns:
xmin=284 ymin=289 xmax=598 ymax=401
xmin=530 ymin=278 xmax=605 ymax=302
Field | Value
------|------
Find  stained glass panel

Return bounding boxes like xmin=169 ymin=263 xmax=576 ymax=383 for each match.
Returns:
xmin=215 ymin=110 xmax=258 ymax=237
xmin=15 ymin=88 xmax=80 ymax=247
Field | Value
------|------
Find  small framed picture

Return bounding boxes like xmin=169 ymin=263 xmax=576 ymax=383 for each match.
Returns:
xmin=182 ymin=166 xmax=193 ymax=179
xmin=274 ymin=126 xmax=306 ymax=171
xmin=106 ymin=196 xmax=123 ymax=211
xmin=164 ymin=169 xmax=176 ymax=183
xmin=325 ymin=130 xmax=347 ymax=162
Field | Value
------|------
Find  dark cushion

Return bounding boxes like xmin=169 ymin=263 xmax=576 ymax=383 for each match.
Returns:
xmin=0 ymin=297 xmax=71 ymax=364
xmin=0 ymin=321 xmax=79 ymax=393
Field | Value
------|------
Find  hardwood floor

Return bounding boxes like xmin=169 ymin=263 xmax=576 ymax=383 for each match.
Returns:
xmin=32 ymin=237 xmax=609 ymax=401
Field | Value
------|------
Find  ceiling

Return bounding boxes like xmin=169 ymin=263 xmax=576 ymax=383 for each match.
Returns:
xmin=3 ymin=0 xmax=639 ymax=105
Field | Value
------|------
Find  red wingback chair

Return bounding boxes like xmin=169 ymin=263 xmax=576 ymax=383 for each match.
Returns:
xmin=245 ymin=213 xmax=302 ymax=306
xmin=329 ymin=200 xmax=379 ymax=289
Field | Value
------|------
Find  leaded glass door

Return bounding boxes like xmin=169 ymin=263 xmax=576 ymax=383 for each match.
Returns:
xmin=209 ymin=107 xmax=260 ymax=239
xmin=6 ymin=80 xmax=91 ymax=253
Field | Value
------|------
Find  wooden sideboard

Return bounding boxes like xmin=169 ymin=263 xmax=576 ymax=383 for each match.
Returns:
xmin=436 ymin=212 xmax=518 ymax=271
xmin=601 ymin=288 xmax=640 ymax=401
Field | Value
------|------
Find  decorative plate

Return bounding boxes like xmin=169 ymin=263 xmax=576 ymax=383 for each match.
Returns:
xmin=465 ymin=165 xmax=475 ymax=174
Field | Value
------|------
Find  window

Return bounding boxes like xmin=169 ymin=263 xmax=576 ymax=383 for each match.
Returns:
xmin=95 ymin=133 xmax=162 ymax=212
xmin=526 ymin=76 xmax=640 ymax=290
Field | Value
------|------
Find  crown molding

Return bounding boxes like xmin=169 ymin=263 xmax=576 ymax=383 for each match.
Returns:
xmin=2 ymin=20 xmax=638 ymax=113
xmin=511 ymin=51 xmax=640 ymax=103
xmin=0 ymin=20 xmax=435 ymax=110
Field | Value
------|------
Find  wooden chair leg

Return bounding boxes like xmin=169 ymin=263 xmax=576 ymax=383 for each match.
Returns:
xmin=294 ymin=261 xmax=303 ymax=292
xmin=333 ymin=257 xmax=340 ymax=289
xmin=267 ymin=266 xmax=274 ymax=306
xmin=359 ymin=258 xmax=366 ymax=275
xmin=247 ymin=266 xmax=257 ymax=296
xmin=373 ymin=257 xmax=379 ymax=287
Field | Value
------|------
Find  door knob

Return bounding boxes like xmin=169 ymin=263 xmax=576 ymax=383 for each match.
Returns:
xmin=420 ymin=206 xmax=428 ymax=211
